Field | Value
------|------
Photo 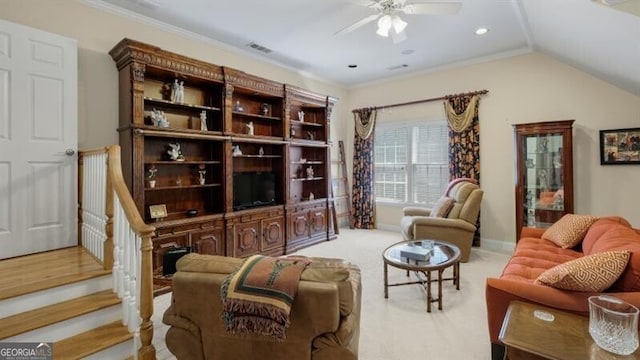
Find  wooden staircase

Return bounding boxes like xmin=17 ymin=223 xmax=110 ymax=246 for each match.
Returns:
xmin=0 ymin=247 xmax=136 ymax=359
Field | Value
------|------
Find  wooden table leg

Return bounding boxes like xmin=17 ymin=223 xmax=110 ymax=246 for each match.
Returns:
xmin=384 ymin=262 xmax=389 ymax=299
xmin=426 ymin=270 xmax=432 ymax=313
xmin=455 ymin=262 xmax=460 ymax=290
xmin=438 ymin=269 xmax=443 ymax=310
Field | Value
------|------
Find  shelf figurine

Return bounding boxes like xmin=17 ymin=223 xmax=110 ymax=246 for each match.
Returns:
xmin=167 ymin=142 xmax=185 ymax=161
xmin=307 ymin=131 xmax=314 ymax=140
xmin=306 ymin=166 xmax=314 ymax=179
xmin=246 ymin=121 xmax=254 ymax=136
xmin=151 ymin=108 xmax=169 ymax=128
xmin=176 ymin=177 xmax=182 ymax=186
xmin=258 ymin=146 xmax=264 ymax=156
xmin=232 ymin=145 xmax=242 ymax=156
xmin=200 ymin=110 xmax=208 ymax=131
xmin=171 ymin=79 xmax=184 ymax=103
xmin=233 ymin=101 xmax=244 ymax=112
xmin=170 ymin=79 xmax=179 ymax=102
xmin=309 ymin=192 xmax=314 ymax=201
xmin=298 ymin=110 xmax=305 ymax=122
xmin=260 ymin=103 xmax=270 ymax=116
xmin=147 ymin=166 xmax=157 ymax=188
xmin=198 ymin=165 xmax=206 ymax=185
xmin=290 ymin=125 xmax=296 ymax=137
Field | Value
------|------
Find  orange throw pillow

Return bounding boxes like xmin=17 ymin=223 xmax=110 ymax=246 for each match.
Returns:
xmin=542 ymin=214 xmax=598 ymax=248
xmin=535 ymin=250 xmax=630 ymax=292
xmin=430 ymin=196 xmax=454 ymax=218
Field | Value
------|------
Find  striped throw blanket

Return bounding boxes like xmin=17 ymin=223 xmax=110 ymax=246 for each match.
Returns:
xmin=221 ymin=255 xmax=311 ymax=340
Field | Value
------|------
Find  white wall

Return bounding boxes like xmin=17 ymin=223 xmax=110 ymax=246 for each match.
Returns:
xmin=347 ymin=52 xmax=640 ymax=247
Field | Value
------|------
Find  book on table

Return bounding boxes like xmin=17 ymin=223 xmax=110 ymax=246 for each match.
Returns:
xmin=399 ymin=244 xmax=432 ymax=261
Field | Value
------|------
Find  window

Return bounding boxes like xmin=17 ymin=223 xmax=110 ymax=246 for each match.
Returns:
xmin=375 ymin=120 xmax=449 ymax=206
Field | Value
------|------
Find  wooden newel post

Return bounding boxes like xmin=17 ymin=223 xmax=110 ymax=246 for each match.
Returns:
xmin=138 ymin=232 xmax=155 ymax=360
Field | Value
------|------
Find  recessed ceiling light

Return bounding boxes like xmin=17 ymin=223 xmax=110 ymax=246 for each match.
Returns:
xmin=475 ymin=27 xmax=489 ymax=35
xmin=401 ymin=49 xmax=414 ymax=55
xmin=348 ymin=64 xmax=358 ymax=68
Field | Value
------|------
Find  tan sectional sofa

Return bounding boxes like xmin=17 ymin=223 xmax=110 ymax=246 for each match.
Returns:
xmin=163 ymin=254 xmax=361 ymax=360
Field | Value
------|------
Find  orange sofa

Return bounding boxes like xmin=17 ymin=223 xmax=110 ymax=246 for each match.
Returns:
xmin=485 ymin=216 xmax=640 ymax=360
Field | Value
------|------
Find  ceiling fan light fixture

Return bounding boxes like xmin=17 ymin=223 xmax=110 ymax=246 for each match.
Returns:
xmin=376 ymin=15 xmax=392 ymax=37
xmin=391 ymin=15 xmax=407 ymax=34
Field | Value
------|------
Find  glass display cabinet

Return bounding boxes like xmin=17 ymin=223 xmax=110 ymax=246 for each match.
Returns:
xmin=514 ymin=120 xmax=574 ymax=240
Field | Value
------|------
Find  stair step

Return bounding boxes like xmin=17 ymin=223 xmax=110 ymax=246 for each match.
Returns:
xmin=0 ymin=247 xmax=110 ymax=300
xmin=0 ymin=274 xmax=113 ymax=318
xmin=0 ymin=290 xmax=120 ymax=340
xmin=53 ymin=321 xmax=133 ymax=360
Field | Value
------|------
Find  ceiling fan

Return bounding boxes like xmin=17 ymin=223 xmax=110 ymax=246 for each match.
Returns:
xmin=335 ymin=0 xmax=462 ymax=43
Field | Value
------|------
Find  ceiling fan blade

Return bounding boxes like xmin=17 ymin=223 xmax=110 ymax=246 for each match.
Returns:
xmin=391 ymin=29 xmax=407 ymax=44
xmin=401 ymin=2 xmax=462 ymax=15
xmin=349 ymin=0 xmax=380 ymax=6
xmin=334 ymin=14 xmax=381 ymax=36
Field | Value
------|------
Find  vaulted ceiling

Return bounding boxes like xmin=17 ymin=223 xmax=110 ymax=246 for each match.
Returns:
xmin=94 ymin=0 xmax=640 ymax=94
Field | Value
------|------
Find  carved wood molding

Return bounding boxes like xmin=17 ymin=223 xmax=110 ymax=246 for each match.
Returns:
xmin=285 ymin=85 xmax=326 ymax=106
xmin=110 ymin=38 xmax=224 ymax=82
xmin=223 ymin=67 xmax=284 ymax=97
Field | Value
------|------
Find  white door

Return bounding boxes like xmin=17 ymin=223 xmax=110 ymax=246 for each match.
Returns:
xmin=0 ymin=20 xmax=78 ymax=259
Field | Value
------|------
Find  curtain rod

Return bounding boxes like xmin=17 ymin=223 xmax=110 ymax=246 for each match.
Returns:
xmin=352 ymin=89 xmax=489 ymax=113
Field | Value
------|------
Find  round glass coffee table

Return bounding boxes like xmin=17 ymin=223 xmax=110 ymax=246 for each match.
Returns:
xmin=382 ymin=240 xmax=461 ymax=312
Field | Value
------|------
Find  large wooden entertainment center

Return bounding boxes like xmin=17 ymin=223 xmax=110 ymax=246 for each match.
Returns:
xmin=109 ymin=39 xmax=337 ymax=277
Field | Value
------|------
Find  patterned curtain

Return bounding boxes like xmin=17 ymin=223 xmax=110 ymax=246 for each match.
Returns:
xmin=351 ymin=108 xmax=377 ymax=229
xmin=445 ymin=95 xmax=481 ymax=245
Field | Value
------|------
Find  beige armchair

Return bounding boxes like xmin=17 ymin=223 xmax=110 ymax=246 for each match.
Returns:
xmin=400 ymin=180 xmax=483 ymax=262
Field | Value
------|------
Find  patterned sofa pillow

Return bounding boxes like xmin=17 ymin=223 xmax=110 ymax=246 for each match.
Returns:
xmin=535 ymin=250 xmax=630 ymax=292
xmin=542 ymin=214 xmax=598 ymax=248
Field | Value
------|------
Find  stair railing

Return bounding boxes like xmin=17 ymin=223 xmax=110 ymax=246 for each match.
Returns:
xmin=79 ymin=145 xmax=156 ymax=360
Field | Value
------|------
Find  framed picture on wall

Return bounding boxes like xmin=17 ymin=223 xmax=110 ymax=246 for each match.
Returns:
xmin=599 ymin=128 xmax=640 ymax=165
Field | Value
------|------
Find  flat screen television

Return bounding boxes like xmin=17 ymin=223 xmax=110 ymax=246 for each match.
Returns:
xmin=233 ymin=172 xmax=276 ymax=210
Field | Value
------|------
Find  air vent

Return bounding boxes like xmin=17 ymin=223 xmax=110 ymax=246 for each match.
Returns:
xmin=387 ymin=64 xmax=408 ymax=71
xmin=247 ymin=42 xmax=273 ymax=54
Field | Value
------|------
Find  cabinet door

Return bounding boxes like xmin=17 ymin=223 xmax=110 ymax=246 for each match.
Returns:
xmin=522 ymin=133 xmax=567 ymax=227
xmin=231 ymin=221 xmax=261 ymax=257
xmin=288 ymin=212 xmax=310 ymax=242
xmin=309 ymin=207 xmax=327 ymax=236
xmin=192 ymin=227 xmax=224 ymax=256
xmin=152 ymin=233 xmax=189 ymax=271
xmin=261 ymin=216 xmax=285 ymax=251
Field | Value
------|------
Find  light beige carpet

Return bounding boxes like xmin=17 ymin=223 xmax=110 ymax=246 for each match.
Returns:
xmin=152 ymin=228 xmax=510 ymax=359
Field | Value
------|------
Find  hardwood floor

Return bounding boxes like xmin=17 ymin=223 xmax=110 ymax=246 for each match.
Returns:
xmin=0 ymin=246 xmax=109 ymax=300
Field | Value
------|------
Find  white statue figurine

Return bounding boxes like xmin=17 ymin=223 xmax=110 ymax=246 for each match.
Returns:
xmin=298 ymin=110 xmax=305 ymax=122
xmin=232 ymin=145 xmax=242 ymax=156
xmin=246 ymin=121 xmax=254 ymax=136
xmin=170 ymin=79 xmax=179 ymax=102
xmin=151 ymin=109 xmax=169 ymax=127
xmin=167 ymin=142 xmax=184 ymax=161
xmin=177 ymin=81 xmax=184 ymax=103
xmin=198 ymin=169 xmax=206 ymax=185
xmin=200 ymin=110 xmax=208 ymax=131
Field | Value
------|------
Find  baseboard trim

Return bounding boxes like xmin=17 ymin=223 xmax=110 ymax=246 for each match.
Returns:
xmin=376 ymin=224 xmax=401 ymax=232
xmin=481 ymin=238 xmax=515 ymax=254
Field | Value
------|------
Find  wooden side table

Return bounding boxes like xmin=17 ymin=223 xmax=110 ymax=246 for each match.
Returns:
xmin=499 ymin=301 xmax=640 ymax=360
